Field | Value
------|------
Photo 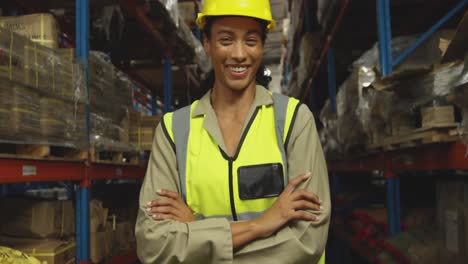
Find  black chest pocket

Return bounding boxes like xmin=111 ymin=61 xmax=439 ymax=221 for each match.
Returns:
xmin=237 ymin=163 xmax=284 ymax=200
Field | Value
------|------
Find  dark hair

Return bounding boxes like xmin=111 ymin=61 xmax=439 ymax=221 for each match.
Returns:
xmin=200 ymin=16 xmax=272 ymax=91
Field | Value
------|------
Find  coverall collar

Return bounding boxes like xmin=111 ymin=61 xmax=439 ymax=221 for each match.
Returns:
xmin=192 ymin=85 xmax=274 ymax=117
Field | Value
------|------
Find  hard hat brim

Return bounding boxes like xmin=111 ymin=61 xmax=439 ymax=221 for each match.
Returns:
xmin=196 ymin=14 xmax=276 ymax=32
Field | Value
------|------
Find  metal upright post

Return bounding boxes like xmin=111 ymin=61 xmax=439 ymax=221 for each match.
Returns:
xmin=327 ymin=48 xmax=337 ymax=114
xmin=151 ymin=93 xmax=158 ymax=116
xmin=194 ymin=1 xmax=201 ymax=41
xmin=378 ymin=0 xmax=402 ymax=237
xmin=385 ymin=170 xmax=400 ymax=236
xmin=394 ymin=177 xmax=401 ymax=233
xmin=377 ymin=0 xmax=393 ymax=76
xmin=164 ymin=57 xmax=172 ymax=113
xmin=76 ymin=0 xmax=90 ymax=262
xmin=75 ymin=185 xmax=82 ymax=262
xmin=393 ymin=0 xmax=468 ymax=67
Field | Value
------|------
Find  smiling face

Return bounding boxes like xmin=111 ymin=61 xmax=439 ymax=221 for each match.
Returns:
xmin=203 ymin=16 xmax=265 ymax=92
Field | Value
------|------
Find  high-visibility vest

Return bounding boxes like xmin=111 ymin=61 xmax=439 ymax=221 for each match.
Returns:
xmin=165 ymin=93 xmax=325 ymax=263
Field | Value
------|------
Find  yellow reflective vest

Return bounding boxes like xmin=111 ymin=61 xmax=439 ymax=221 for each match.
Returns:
xmin=164 ymin=92 xmax=325 ymax=264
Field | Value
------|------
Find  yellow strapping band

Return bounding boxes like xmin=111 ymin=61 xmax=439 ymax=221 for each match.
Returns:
xmin=29 ymin=242 xmax=76 ymax=257
xmin=138 ymin=127 xmax=141 ymax=148
xmin=60 ymin=201 xmax=65 ymax=237
xmin=11 ymin=107 xmax=40 ymax=116
xmin=112 ymin=214 xmax=116 ymax=230
xmin=34 ymin=43 xmax=38 ymax=88
xmin=40 ymin=15 xmax=44 ymax=44
xmin=66 ymin=258 xmax=75 ymax=264
xmin=9 ymin=31 xmax=13 ymax=80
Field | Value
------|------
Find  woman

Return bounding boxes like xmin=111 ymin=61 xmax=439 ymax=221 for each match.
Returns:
xmin=135 ymin=1 xmax=330 ymax=263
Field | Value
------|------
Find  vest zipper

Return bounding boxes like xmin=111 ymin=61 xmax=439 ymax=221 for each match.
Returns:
xmin=219 ymin=108 xmax=260 ymax=222
xmin=228 ymin=158 xmax=238 ymax=221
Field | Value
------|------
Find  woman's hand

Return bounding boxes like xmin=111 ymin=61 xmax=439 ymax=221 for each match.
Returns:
xmin=253 ymin=172 xmax=322 ymax=238
xmin=147 ymin=189 xmax=197 ymax=223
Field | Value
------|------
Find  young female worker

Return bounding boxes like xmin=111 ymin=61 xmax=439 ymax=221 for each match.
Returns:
xmin=135 ymin=1 xmax=330 ymax=263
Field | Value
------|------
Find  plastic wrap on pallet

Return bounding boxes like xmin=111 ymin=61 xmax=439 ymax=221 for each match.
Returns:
xmin=447 ymin=57 xmax=468 ymax=145
xmin=0 ymin=77 xmax=87 ymax=149
xmin=354 ymin=34 xmax=454 ymax=146
xmin=90 ymin=112 xmax=137 ymax=153
xmin=89 ymin=51 xmax=132 ymax=123
xmin=176 ymin=17 xmax=211 ymax=73
xmin=297 ymin=33 xmax=320 ymax=89
xmin=319 ymin=35 xmax=443 ymax=157
xmin=353 ymin=35 xmax=444 ymax=73
xmin=159 ymin=0 xmax=179 ymax=27
xmin=114 ymin=69 xmax=134 ymax=108
xmin=320 ymin=72 xmax=369 ymax=159
xmin=0 ymin=28 xmax=86 ymax=103
xmin=387 ymin=62 xmax=466 ymax=112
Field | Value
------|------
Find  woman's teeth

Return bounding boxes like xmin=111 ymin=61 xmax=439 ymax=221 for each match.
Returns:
xmin=230 ymin=66 xmax=247 ymax=73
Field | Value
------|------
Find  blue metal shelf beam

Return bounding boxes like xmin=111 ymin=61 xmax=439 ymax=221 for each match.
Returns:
xmin=76 ymin=0 xmax=90 ymax=262
xmin=375 ymin=0 xmax=468 ymax=237
xmin=393 ymin=0 xmax=468 ymax=68
xmin=377 ymin=0 xmax=393 ymax=76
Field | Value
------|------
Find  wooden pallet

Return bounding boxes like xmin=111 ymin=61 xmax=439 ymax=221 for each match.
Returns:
xmin=449 ymin=126 xmax=468 ymax=137
xmin=0 ymin=143 xmax=87 ymax=161
xmin=90 ymin=148 xmax=140 ymax=165
xmin=368 ymin=125 xmax=460 ymax=151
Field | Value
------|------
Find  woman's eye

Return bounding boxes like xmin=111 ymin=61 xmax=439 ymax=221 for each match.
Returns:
xmin=219 ymin=37 xmax=232 ymax=43
xmin=246 ymin=39 xmax=259 ymax=45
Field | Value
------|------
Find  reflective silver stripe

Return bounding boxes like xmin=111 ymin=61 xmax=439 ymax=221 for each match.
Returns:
xmin=272 ymin=93 xmax=289 ymax=182
xmin=172 ymin=105 xmax=191 ymax=201
xmin=196 ymin=210 xmax=266 ymax=221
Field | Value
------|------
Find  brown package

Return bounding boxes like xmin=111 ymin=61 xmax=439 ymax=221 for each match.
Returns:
xmin=0 ymin=236 xmax=75 ymax=264
xmin=0 ymin=14 xmax=58 ymax=48
xmin=0 ymin=198 xmax=74 ymax=239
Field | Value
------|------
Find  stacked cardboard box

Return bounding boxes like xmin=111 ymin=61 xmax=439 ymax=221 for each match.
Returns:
xmin=129 ymin=110 xmax=161 ymax=151
xmin=0 ymin=14 xmax=58 ymax=48
xmin=58 ymin=49 xmax=135 ymax=152
xmin=0 ymin=237 xmax=75 ymax=264
xmin=0 ymin=198 xmax=74 ymax=238
xmin=436 ymin=181 xmax=468 ymax=263
xmin=0 ymin=245 xmax=42 ymax=264
xmin=0 ymin=198 xmax=76 ymax=264
xmin=89 ymin=199 xmax=136 ymax=263
xmin=0 ymin=21 xmax=86 ymax=149
xmin=320 ymin=24 xmax=468 ymax=158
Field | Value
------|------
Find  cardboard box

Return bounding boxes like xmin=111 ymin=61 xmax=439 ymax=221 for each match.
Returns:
xmin=114 ymin=222 xmax=134 ymax=251
xmin=90 ymin=199 xmax=109 ymax=233
xmin=129 ymin=127 xmax=155 ymax=150
xmin=140 ymin=115 xmax=161 ymax=128
xmin=436 ymin=181 xmax=468 ymax=263
xmin=0 ymin=199 xmax=74 ymax=239
xmin=90 ymin=227 xmax=115 ymax=263
xmin=0 ymin=14 xmax=58 ymax=48
xmin=90 ymin=231 xmax=106 ymax=264
xmin=0 ymin=237 xmax=75 ymax=264
xmin=0 ymin=245 xmax=42 ymax=264
xmin=129 ymin=114 xmax=161 ymax=150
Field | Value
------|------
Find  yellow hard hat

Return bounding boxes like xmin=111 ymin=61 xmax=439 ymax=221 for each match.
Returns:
xmin=196 ymin=0 xmax=276 ymax=32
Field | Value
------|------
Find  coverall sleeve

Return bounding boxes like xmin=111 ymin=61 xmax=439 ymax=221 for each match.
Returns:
xmin=234 ymin=104 xmax=331 ymax=264
xmin=135 ymin=120 xmax=234 ymax=264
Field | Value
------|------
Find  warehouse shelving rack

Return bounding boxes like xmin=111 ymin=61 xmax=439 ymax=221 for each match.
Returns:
xmin=297 ymin=0 xmax=468 ymax=262
xmin=326 ymin=0 xmax=468 ymax=237
xmin=0 ymin=0 xmax=154 ymax=263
